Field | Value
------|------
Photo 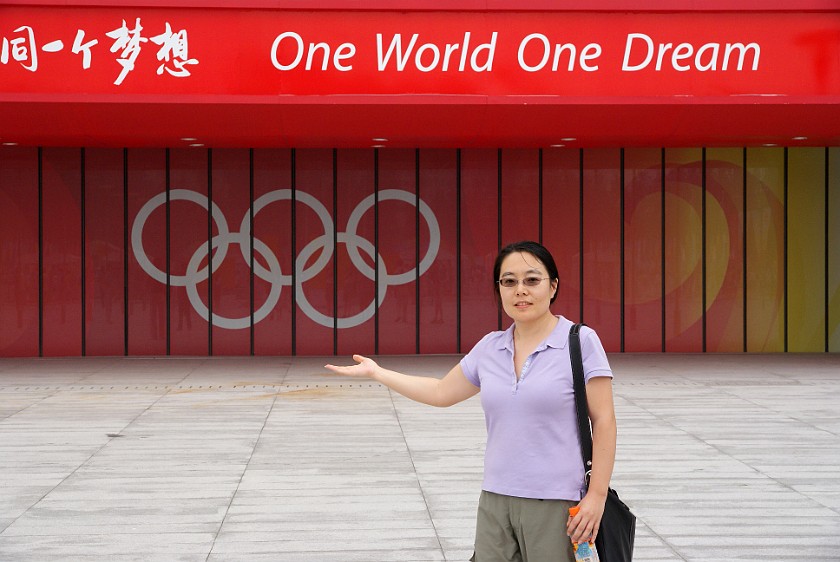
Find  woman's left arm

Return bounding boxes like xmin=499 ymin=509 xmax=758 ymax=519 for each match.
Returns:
xmin=567 ymin=376 xmax=617 ymax=544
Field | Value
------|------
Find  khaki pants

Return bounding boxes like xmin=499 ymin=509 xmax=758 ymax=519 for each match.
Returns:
xmin=470 ymin=491 xmax=576 ymax=562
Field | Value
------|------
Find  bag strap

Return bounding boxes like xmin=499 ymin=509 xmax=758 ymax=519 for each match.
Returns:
xmin=569 ymin=322 xmax=594 ymax=487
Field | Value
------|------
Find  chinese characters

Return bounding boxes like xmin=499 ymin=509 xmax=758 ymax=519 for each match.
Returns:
xmin=1 ymin=18 xmax=199 ymax=85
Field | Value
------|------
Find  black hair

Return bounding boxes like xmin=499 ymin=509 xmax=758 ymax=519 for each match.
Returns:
xmin=493 ymin=241 xmax=560 ymax=304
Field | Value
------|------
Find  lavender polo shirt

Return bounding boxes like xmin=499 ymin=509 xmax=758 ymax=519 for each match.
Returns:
xmin=460 ymin=316 xmax=613 ymax=501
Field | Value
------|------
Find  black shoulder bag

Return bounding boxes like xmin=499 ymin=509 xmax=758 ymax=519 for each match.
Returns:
xmin=569 ymin=323 xmax=636 ymax=562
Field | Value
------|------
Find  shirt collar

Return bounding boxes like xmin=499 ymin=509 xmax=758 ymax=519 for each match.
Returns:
xmin=498 ymin=315 xmax=571 ymax=352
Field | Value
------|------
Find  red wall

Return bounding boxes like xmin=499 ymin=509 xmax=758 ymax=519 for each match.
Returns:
xmin=1 ymin=146 xmax=838 ymax=356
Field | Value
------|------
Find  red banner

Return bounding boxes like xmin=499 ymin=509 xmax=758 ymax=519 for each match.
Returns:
xmin=1 ymin=7 xmax=839 ymax=99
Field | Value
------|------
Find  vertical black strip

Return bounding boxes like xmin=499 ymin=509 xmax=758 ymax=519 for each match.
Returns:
xmin=374 ymin=148 xmax=380 ymax=355
xmin=497 ymin=148 xmax=503 ymax=330
xmin=661 ymin=148 xmax=666 ymax=352
xmin=37 ymin=147 xmax=44 ymax=357
xmin=249 ymin=149 xmax=255 ymax=356
xmin=783 ymin=148 xmax=788 ymax=352
xmin=579 ymin=149 xmax=585 ymax=322
xmin=743 ymin=148 xmax=748 ymax=352
xmin=123 ymin=148 xmax=129 ymax=356
xmin=538 ymin=149 xmax=544 ymax=245
xmin=165 ymin=149 xmax=171 ymax=355
xmin=332 ymin=149 xmax=338 ymax=356
xmin=207 ymin=149 xmax=213 ymax=356
xmin=826 ymin=147 xmax=830 ymax=353
xmin=291 ymin=149 xmax=297 ymax=356
xmin=456 ymin=149 xmax=462 ymax=353
xmin=415 ymin=148 xmax=421 ymax=354
xmin=81 ymin=148 xmax=86 ymax=356
xmin=702 ymin=148 xmax=707 ymax=352
xmin=620 ymin=148 xmax=625 ymax=352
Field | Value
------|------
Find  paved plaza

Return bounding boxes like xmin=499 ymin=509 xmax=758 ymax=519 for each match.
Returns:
xmin=0 ymin=353 xmax=838 ymax=561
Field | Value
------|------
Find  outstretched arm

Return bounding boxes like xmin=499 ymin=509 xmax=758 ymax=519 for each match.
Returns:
xmin=325 ymin=355 xmax=479 ymax=407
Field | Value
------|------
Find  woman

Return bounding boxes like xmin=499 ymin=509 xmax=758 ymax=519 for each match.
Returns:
xmin=325 ymin=240 xmax=617 ymax=562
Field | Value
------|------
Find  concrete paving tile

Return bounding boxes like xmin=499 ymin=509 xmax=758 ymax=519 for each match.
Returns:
xmin=1 ymin=522 xmax=220 ymax=536
xmin=631 ymin=550 xmax=687 ymax=561
xmin=629 ymin=528 xmax=685 ymax=561
xmin=0 ymin=531 xmax=215 ymax=548
xmin=208 ymin=550 xmax=446 ymax=561
xmin=219 ymin=519 xmax=434 ymax=533
xmin=213 ymin=528 xmax=438 ymax=544
xmin=674 ymin=541 xmax=840 ymax=561
xmin=445 ymin=549 xmax=475 ymax=561
xmin=0 ymin=552 xmax=207 ymax=562
xmin=209 ymin=536 xmax=443 ymax=554
xmin=639 ymin=517 xmax=839 ymax=538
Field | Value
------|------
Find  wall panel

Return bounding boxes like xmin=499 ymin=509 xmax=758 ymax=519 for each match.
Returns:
xmin=84 ymin=148 xmax=125 ymax=356
xmin=294 ymin=149 xmax=336 ymax=355
xmin=664 ymin=149 xmax=704 ymax=352
xmin=0 ymin=147 xmax=39 ymax=356
xmin=624 ymin=148 xmax=663 ymax=352
xmin=41 ymin=148 xmax=82 ymax=356
xmin=582 ymin=149 xmax=621 ymax=352
xmin=501 ymin=149 xmax=540 ymax=244
xmin=376 ymin=149 xmax=419 ymax=354
xmin=830 ymin=148 xmax=840 ymax=353
xmin=210 ymin=149 xmax=252 ymax=355
xmin=335 ymin=149 xmax=376 ymax=356
xmin=788 ymin=148 xmax=826 ymax=352
xmin=746 ymin=148 xmax=785 ymax=352
xmin=418 ymin=149 xmax=458 ymax=354
xmin=127 ymin=149 xmax=167 ymax=355
xmin=168 ymin=149 xmax=211 ymax=355
xmin=252 ymin=148 xmax=293 ymax=356
xmin=542 ymin=148 xmax=581 ymax=322
xmin=460 ymin=149 xmax=500 ymax=350
xmin=705 ymin=148 xmax=745 ymax=352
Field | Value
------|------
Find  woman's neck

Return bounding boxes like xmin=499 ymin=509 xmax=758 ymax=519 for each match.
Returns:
xmin=513 ymin=313 xmax=558 ymax=342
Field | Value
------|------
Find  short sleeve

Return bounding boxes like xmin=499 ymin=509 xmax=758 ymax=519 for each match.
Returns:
xmin=580 ymin=327 xmax=613 ymax=383
xmin=459 ymin=332 xmax=497 ymax=388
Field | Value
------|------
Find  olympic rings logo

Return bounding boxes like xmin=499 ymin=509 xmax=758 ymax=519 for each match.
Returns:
xmin=131 ymin=189 xmax=440 ymax=330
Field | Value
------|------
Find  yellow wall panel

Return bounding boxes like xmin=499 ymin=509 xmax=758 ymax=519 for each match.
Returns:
xmin=830 ymin=148 xmax=840 ymax=352
xmin=788 ymin=148 xmax=826 ymax=352
xmin=746 ymin=148 xmax=785 ymax=352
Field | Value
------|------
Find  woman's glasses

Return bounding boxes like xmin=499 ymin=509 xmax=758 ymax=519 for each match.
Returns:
xmin=497 ymin=276 xmax=549 ymax=288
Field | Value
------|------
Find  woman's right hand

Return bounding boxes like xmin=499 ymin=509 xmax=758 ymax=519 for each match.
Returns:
xmin=324 ymin=354 xmax=379 ymax=379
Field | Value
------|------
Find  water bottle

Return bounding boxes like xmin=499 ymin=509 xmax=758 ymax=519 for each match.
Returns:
xmin=568 ymin=506 xmax=600 ymax=562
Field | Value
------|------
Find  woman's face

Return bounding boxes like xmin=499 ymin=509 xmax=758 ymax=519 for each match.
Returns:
xmin=497 ymin=251 xmax=558 ymax=323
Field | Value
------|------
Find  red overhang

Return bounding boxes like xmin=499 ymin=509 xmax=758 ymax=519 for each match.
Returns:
xmin=1 ymin=1 xmax=838 ymax=148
